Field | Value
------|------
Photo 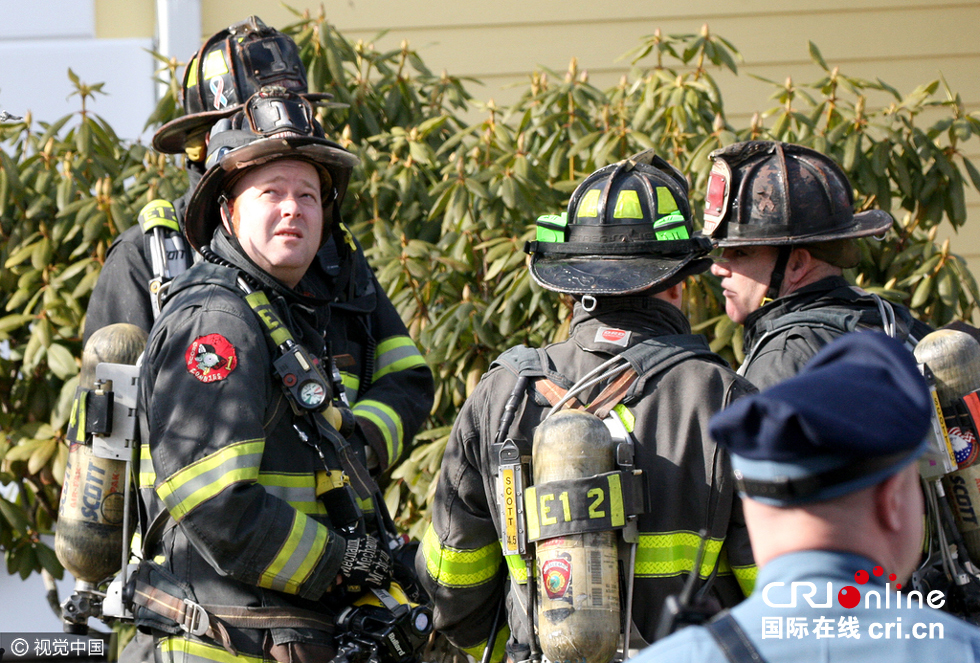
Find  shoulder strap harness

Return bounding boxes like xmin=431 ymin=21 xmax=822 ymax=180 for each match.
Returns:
xmin=138 ymin=199 xmax=193 ymax=318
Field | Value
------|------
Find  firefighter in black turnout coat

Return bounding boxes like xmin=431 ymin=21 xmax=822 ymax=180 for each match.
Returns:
xmin=136 ymin=88 xmax=396 ymax=663
xmin=417 ymin=153 xmax=757 ymax=663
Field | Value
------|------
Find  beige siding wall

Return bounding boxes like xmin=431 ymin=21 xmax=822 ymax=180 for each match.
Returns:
xmin=100 ymin=1 xmax=980 ymax=270
xmin=95 ymin=0 xmax=155 ymax=38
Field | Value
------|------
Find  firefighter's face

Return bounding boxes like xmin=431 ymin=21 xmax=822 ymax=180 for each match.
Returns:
xmin=225 ymin=160 xmax=323 ymax=288
xmin=710 ymin=245 xmax=779 ymax=324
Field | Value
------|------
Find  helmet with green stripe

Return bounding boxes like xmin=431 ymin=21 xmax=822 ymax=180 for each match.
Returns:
xmin=525 ymin=151 xmax=713 ymax=296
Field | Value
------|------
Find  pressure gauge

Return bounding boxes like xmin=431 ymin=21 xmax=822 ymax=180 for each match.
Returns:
xmin=299 ymin=380 xmax=326 ymax=409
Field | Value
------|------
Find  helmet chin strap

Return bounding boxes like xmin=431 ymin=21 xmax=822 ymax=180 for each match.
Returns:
xmin=761 ymin=245 xmax=793 ymax=307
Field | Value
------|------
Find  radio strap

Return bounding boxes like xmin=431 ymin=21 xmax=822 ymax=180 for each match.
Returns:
xmin=243 ymin=289 xmax=379 ymax=501
xmin=705 ymin=611 xmax=769 ymax=663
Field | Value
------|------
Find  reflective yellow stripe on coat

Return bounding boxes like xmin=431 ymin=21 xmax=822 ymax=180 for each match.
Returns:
xmin=421 ymin=524 xmax=502 ymax=588
xmin=155 ymin=439 xmax=264 ymax=521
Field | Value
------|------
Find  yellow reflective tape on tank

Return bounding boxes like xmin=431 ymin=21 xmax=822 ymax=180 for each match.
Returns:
xmin=524 ymin=486 xmax=540 ymax=541
xmin=656 ymin=186 xmax=679 ymax=215
xmin=202 ymin=50 xmax=229 ymax=79
xmin=607 ymin=473 xmax=624 ymax=528
xmin=358 ymin=496 xmax=375 ymax=513
xmin=504 ymin=554 xmax=528 ymax=584
xmin=244 ymin=292 xmax=293 ymax=346
xmin=612 ymin=404 xmax=634 ymax=433
xmin=462 ymin=624 xmax=510 ymax=663
xmin=421 ymin=524 xmax=502 ymax=588
xmin=156 ymin=439 xmax=264 ymax=521
xmin=577 ymin=189 xmax=601 ymax=218
xmin=259 ymin=511 xmax=328 ymax=594
xmin=613 ymin=190 xmax=643 ymax=219
xmin=634 ymin=531 xmax=724 ymax=578
xmin=138 ymin=199 xmax=180 ymax=233
xmin=67 ymin=389 xmax=87 ymax=444
xmin=373 ymin=336 xmax=426 ymax=382
xmin=353 ymin=400 xmax=403 ymax=464
xmin=523 ymin=473 xmax=631 ymax=541
xmin=139 ymin=443 xmax=156 ymax=488
xmin=158 ymin=635 xmax=265 ymax=663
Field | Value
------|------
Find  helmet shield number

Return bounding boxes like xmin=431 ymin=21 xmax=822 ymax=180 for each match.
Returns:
xmin=702 ymin=159 xmax=731 ymax=237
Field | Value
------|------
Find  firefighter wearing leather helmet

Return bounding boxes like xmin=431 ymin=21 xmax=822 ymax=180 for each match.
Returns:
xmin=527 ymin=152 xmax=713 ymax=297
xmin=418 ymin=151 xmax=756 ymax=663
xmin=134 ymin=87 xmax=396 ymax=663
xmin=83 ymin=14 xmax=433 ymax=504
xmin=705 ymin=139 xmax=931 ymax=389
xmin=84 ymin=16 xmax=314 ymax=343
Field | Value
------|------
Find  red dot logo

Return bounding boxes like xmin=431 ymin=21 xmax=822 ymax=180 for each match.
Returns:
xmin=872 ymin=566 xmax=884 ymax=577
xmin=854 ymin=570 xmax=869 ymax=585
xmin=838 ymin=586 xmax=861 ymax=609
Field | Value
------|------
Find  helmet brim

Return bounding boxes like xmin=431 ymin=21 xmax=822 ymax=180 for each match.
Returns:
xmin=152 ymin=94 xmax=348 ymax=155
xmin=713 ymin=204 xmax=894 ymax=247
xmin=183 ymin=136 xmax=359 ymax=253
xmin=529 ymin=253 xmax=712 ymax=296
xmin=152 ymin=107 xmax=241 ymax=155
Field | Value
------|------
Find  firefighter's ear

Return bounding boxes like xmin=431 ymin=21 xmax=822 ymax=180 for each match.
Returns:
xmin=219 ymin=194 xmax=234 ymax=234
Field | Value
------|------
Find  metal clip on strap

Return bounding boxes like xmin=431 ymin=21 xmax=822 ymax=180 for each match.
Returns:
xmin=180 ymin=599 xmax=210 ymax=636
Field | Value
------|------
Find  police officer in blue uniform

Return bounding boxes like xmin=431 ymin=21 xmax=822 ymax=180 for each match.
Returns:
xmin=634 ymin=332 xmax=980 ymax=662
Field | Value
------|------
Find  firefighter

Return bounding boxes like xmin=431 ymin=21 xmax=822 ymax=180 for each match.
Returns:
xmin=85 ymin=15 xmax=432 ymax=476
xmin=416 ymin=152 xmax=757 ymax=663
xmin=704 ymin=140 xmax=931 ymax=389
xmin=634 ymin=332 xmax=980 ymax=662
xmin=135 ymin=87 xmax=394 ymax=663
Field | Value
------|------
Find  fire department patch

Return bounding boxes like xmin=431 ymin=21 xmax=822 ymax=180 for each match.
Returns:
xmin=185 ymin=334 xmax=237 ymax=383
xmin=541 ymin=557 xmax=572 ymax=599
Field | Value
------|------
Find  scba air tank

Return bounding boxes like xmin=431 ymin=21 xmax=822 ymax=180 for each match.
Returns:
xmin=532 ymin=410 xmax=620 ymax=663
xmin=55 ymin=323 xmax=146 ymax=584
xmin=915 ymin=329 xmax=980 ymax=562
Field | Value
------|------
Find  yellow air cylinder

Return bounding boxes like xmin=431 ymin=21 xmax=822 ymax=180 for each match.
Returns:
xmin=532 ymin=410 xmax=620 ymax=663
xmin=55 ymin=323 xmax=146 ymax=583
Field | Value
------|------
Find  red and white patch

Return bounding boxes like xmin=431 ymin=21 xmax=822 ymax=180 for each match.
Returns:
xmin=595 ymin=327 xmax=631 ymax=348
xmin=185 ymin=334 xmax=238 ymax=383
xmin=541 ymin=557 xmax=572 ymax=599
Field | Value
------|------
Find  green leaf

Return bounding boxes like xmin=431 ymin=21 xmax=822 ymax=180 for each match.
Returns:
xmin=0 ymin=498 xmax=31 ymax=536
xmin=46 ymin=343 xmax=78 ymax=379
xmin=808 ymin=41 xmax=829 ymax=72
xmin=34 ymin=542 xmax=63 ymax=579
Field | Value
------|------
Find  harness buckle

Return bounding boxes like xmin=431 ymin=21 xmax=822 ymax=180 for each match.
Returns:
xmin=180 ymin=598 xmax=210 ymax=636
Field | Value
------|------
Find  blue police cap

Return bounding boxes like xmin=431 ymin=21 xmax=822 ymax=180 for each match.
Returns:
xmin=710 ymin=332 xmax=932 ymax=505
